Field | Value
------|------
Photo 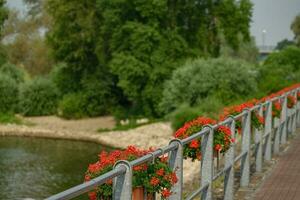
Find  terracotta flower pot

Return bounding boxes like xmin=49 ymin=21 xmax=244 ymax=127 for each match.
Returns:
xmin=132 ymin=187 xmax=154 ymax=200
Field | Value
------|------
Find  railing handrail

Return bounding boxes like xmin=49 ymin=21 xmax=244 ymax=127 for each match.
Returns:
xmin=46 ymin=87 xmax=300 ymax=200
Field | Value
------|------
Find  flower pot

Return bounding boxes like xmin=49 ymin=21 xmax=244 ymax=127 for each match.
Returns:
xmin=132 ymin=187 xmax=154 ymax=200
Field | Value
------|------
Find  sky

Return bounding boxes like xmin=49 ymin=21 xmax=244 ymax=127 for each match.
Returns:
xmin=5 ymin=0 xmax=300 ymax=46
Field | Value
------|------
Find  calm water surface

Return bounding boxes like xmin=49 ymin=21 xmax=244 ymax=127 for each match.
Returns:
xmin=0 ymin=136 xmax=110 ymax=200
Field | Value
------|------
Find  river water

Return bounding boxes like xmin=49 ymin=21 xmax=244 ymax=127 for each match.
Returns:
xmin=0 ymin=136 xmax=110 ymax=200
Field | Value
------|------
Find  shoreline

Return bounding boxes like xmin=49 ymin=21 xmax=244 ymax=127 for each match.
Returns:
xmin=0 ymin=124 xmax=118 ymax=149
xmin=0 ymin=122 xmax=200 ymax=185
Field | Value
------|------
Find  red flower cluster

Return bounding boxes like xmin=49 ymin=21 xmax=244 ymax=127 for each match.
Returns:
xmin=174 ymin=117 xmax=216 ymax=161
xmin=220 ymin=99 xmax=264 ymax=133
xmin=162 ymin=189 xmax=172 ymax=198
xmin=214 ymin=125 xmax=233 ymax=153
xmin=175 ymin=117 xmax=216 ymax=139
xmin=85 ymin=146 xmax=178 ymax=200
xmin=174 ymin=116 xmax=234 ymax=160
xmin=287 ymin=95 xmax=297 ymax=109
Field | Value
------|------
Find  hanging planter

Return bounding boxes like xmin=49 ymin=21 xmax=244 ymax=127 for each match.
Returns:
xmin=132 ymin=187 xmax=154 ymax=200
xmin=84 ymin=146 xmax=177 ymax=200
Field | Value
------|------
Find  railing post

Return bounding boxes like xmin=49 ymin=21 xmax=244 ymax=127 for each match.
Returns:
xmin=297 ymin=96 xmax=300 ymax=128
xmin=281 ymin=95 xmax=288 ymax=144
xmin=168 ymin=139 xmax=183 ymax=200
xmin=224 ymin=117 xmax=235 ymax=200
xmin=113 ymin=160 xmax=132 ymax=200
xmin=240 ymin=109 xmax=251 ymax=187
xmin=292 ymin=91 xmax=297 ymax=134
xmin=201 ymin=126 xmax=214 ymax=200
xmin=255 ymin=105 xmax=263 ymax=172
xmin=264 ymin=101 xmax=272 ymax=161
xmin=280 ymin=94 xmax=287 ymax=144
xmin=273 ymin=117 xmax=280 ymax=155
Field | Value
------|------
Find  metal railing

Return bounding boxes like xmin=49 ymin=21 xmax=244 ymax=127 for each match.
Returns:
xmin=46 ymin=87 xmax=300 ymax=200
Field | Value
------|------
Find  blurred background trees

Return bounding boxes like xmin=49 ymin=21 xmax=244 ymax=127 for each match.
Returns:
xmin=0 ymin=0 xmax=299 ymax=129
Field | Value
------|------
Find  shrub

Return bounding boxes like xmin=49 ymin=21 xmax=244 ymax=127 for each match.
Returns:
xmin=80 ymin=70 xmax=115 ymax=117
xmin=58 ymin=69 xmax=115 ymax=119
xmin=160 ymin=57 xmax=258 ymax=114
xmin=257 ymin=64 xmax=298 ymax=94
xmin=0 ymin=62 xmax=25 ymax=84
xmin=19 ymin=78 xmax=59 ymax=116
xmin=264 ymin=46 xmax=300 ymax=71
xmin=58 ymin=93 xmax=85 ymax=119
xmin=168 ymin=104 xmax=201 ymax=131
xmin=169 ymin=96 xmax=224 ymax=131
xmin=50 ymin=63 xmax=81 ymax=94
xmin=258 ymin=46 xmax=300 ymax=94
xmin=0 ymin=74 xmax=19 ymax=113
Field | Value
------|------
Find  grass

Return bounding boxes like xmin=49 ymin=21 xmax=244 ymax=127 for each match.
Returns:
xmin=0 ymin=113 xmax=23 ymax=125
xmin=0 ymin=112 xmax=35 ymax=126
xmin=98 ymin=118 xmax=162 ymax=132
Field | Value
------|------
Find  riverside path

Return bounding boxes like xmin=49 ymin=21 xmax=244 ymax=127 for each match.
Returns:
xmin=254 ymin=133 xmax=300 ymax=200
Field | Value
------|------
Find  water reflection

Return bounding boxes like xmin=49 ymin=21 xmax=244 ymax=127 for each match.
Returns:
xmin=0 ymin=136 xmax=111 ymax=200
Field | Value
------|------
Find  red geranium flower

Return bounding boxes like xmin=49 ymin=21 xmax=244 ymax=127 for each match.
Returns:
xmin=161 ymin=189 xmax=172 ymax=198
xmin=150 ymin=176 xmax=160 ymax=186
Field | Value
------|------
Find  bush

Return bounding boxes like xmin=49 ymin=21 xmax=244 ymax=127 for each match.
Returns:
xmin=50 ymin=63 xmax=81 ymax=94
xmin=264 ymin=46 xmax=300 ymax=71
xmin=19 ymin=78 xmax=59 ymax=116
xmin=58 ymin=93 xmax=85 ymax=119
xmin=58 ymin=76 xmax=114 ymax=119
xmin=257 ymin=46 xmax=300 ymax=95
xmin=0 ymin=74 xmax=19 ymax=113
xmin=168 ymin=104 xmax=200 ymax=131
xmin=257 ymin=64 xmax=299 ymax=94
xmin=168 ymin=96 xmax=224 ymax=130
xmin=160 ymin=57 xmax=258 ymax=114
xmin=0 ymin=62 xmax=25 ymax=84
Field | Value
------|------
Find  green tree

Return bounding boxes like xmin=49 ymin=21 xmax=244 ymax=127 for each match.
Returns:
xmin=275 ymin=39 xmax=295 ymax=50
xmin=3 ymin=4 xmax=53 ymax=75
xmin=291 ymin=14 xmax=300 ymax=46
xmin=0 ymin=0 xmax=8 ymax=65
xmin=46 ymin=0 xmax=254 ymax=117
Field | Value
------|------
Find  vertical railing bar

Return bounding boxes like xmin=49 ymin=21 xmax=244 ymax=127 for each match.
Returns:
xmin=201 ymin=126 xmax=214 ymax=200
xmin=168 ymin=139 xmax=183 ymax=200
xmin=240 ymin=109 xmax=251 ymax=187
xmin=273 ymin=117 xmax=281 ymax=155
xmin=281 ymin=95 xmax=288 ymax=144
xmin=255 ymin=104 xmax=264 ymax=172
xmin=264 ymin=101 xmax=272 ymax=161
xmin=113 ymin=160 xmax=132 ymax=200
xmin=224 ymin=117 xmax=235 ymax=200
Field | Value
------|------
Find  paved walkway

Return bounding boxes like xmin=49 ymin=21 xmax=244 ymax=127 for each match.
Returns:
xmin=254 ymin=133 xmax=300 ymax=200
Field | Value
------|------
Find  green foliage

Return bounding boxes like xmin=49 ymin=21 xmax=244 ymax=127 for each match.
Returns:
xmin=264 ymin=46 xmax=300 ymax=71
xmin=0 ymin=112 xmax=22 ymax=125
xmin=0 ymin=0 xmax=8 ymax=36
xmin=257 ymin=46 xmax=300 ymax=97
xmin=257 ymin=64 xmax=297 ymax=94
xmin=160 ymin=57 xmax=258 ymax=114
xmin=58 ymin=93 xmax=85 ymax=119
xmin=168 ymin=104 xmax=200 ymax=131
xmin=275 ymin=39 xmax=295 ymax=50
xmin=291 ymin=14 xmax=300 ymax=46
xmin=0 ymin=74 xmax=18 ymax=113
xmin=80 ymin=70 xmax=115 ymax=117
xmin=58 ymin=73 xmax=114 ymax=119
xmin=50 ymin=63 xmax=81 ymax=94
xmin=220 ymin=36 xmax=258 ymax=63
xmin=0 ymin=62 xmax=25 ymax=84
xmin=19 ymin=78 xmax=59 ymax=116
xmin=46 ymin=0 xmax=254 ymax=118
xmin=168 ymin=97 xmax=224 ymax=131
